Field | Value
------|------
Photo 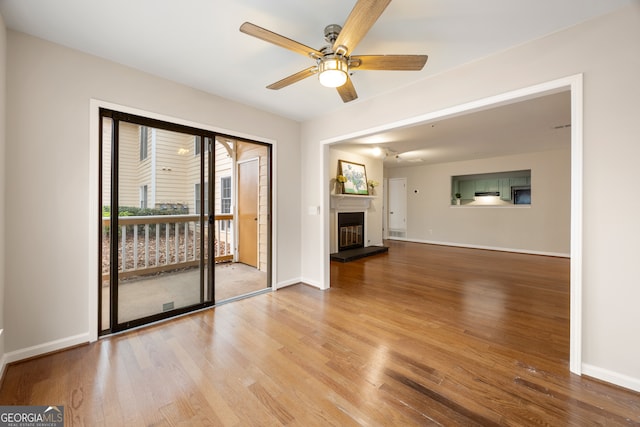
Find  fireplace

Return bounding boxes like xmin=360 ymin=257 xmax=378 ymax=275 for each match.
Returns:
xmin=337 ymin=212 xmax=365 ymax=251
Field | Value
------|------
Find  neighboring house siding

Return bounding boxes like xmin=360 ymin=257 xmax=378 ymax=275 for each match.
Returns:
xmin=137 ymin=127 xmax=153 ymax=207
xmin=103 ymin=126 xmax=233 ymax=215
xmin=154 ymin=129 xmax=193 ymax=211
xmin=119 ymin=122 xmax=142 ymax=207
xmin=101 ymin=118 xmax=112 ymax=208
xmin=102 ymin=121 xmax=149 ymax=208
xmin=182 ymin=135 xmax=200 ymax=214
xmin=214 ymin=138 xmax=233 ymax=214
xmin=258 ymin=154 xmax=269 ymax=272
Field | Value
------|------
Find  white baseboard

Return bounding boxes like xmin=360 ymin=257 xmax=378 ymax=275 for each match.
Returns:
xmin=387 ymin=237 xmax=570 ymax=258
xmin=582 ymin=363 xmax=640 ymax=393
xmin=3 ymin=333 xmax=90 ymax=365
xmin=300 ymin=277 xmax=324 ymax=290
xmin=274 ymin=277 xmax=303 ymax=290
xmin=276 ymin=277 xmax=327 ymax=291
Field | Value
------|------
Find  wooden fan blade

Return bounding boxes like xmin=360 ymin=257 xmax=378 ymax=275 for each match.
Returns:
xmin=337 ymin=77 xmax=358 ymax=103
xmin=267 ymin=66 xmax=318 ymax=90
xmin=333 ymin=0 xmax=391 ymax=55
xmin=350 ymin=54 xmax=428 ymax=70
xmin=240 ymin=22 xmax=324 ymax=58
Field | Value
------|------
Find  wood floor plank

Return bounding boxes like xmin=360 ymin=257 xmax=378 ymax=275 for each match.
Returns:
xmin=1 ymin=241 xmax=639 ymax=425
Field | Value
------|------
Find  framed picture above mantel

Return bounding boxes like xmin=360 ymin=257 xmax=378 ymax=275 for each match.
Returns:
xmin=338 ymin=160 xmax=369 ymax=195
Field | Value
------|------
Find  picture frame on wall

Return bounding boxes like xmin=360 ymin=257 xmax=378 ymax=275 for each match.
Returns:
xmin=339 ymin=160 xmax=369 ymax=195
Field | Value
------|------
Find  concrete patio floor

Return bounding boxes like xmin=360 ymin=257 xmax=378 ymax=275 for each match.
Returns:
xmin=102 ymin=262 xmax=268 ymax=329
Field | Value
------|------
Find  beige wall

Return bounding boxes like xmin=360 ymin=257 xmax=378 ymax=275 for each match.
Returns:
xmin=3 ymin=30 xmax=301 ymax=359
xmin=0 ymin=13 xmax=6 ymax=369
xmin=386 ymin=149 xmax=571 ymax=255
xmin=301 ymin=5 xmax=640 ymax=389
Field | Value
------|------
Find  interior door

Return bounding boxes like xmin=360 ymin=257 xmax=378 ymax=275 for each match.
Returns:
xmin=388 ymin=177 xmax=407 ymax=231
xmin=238 ymin=158 xmax=259 ymax=267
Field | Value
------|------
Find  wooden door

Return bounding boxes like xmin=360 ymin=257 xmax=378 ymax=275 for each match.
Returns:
xmin=238 ymin=159 xmax=259 ymax=267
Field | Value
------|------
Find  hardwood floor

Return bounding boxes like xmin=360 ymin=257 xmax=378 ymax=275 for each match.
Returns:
xmin=1 ymin=241 xmax=639 ymax=425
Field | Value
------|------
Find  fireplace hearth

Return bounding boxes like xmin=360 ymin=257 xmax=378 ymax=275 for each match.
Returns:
xmin=331 ymin=207 xmax=388 ymax=262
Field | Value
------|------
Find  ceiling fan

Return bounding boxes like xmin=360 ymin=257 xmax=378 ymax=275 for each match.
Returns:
xmin=379 ymin=146 xmax=424 ymax=164
xmin=239 ymin=0 xmax=428 ymax=103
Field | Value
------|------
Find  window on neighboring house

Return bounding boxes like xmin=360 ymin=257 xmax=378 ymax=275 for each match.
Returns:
xmin=194 ymin=136 xmax=201 ymax=156
xmin=140 ymin=185 xmax=148 ymax=209
xmin=221 ymin=176 xmax=231 ymax=213
xmin=139 ymin=126 xmax=148 ymax=160
xmin=195 ymin=182 xmax=208 ymax=215
xmin=220 ymin=176 xmax=231 ymax=230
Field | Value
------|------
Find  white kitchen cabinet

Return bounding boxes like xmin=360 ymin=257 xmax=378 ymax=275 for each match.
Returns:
xmin=460 ymin=180 xmax=475 ymax=199
xmin=500 ymin=178 xmax=511 ymax=200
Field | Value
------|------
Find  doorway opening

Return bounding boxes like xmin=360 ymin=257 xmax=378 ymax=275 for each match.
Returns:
xmin=323 ymin=75 xmax=583 ymax=374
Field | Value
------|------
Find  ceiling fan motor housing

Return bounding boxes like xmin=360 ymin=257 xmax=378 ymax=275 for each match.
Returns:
xmin=324 ymin=24 xmax=342 ymax=44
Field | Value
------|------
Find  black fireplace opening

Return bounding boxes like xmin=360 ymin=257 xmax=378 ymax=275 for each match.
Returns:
xmin=337 ymin=212 xmax=365 ymax=251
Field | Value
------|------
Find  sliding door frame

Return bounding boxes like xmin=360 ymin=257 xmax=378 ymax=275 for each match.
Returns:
xmin=97 ymin=107 xmax=273 ymax=335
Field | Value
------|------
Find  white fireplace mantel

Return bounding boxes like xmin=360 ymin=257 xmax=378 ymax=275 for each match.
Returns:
xmin=330 ymin=194 xmax=376 ymax=211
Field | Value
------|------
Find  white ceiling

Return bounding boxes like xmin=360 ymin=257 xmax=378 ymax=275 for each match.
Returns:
xmin=338 ymin=90 xmax=572 ymax=168
xmin=0 ymin=0 xmax=633 ymax=123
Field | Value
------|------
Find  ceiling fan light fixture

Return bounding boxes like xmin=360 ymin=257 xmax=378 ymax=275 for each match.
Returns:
xmin=240 ymin=0 xmax=429 ymax=102
xmin=318 ymin=55 xmax=348 ymax=88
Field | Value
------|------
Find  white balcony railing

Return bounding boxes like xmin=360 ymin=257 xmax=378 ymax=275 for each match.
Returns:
xmin=102 ymin=214 xmax=233 ymax=281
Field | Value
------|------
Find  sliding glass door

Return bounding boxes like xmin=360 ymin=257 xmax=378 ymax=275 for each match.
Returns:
xmin=100 ymin=110 xmax=214 ymax=333
xmin=99 ymin=110 xmax=272 ymax=335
